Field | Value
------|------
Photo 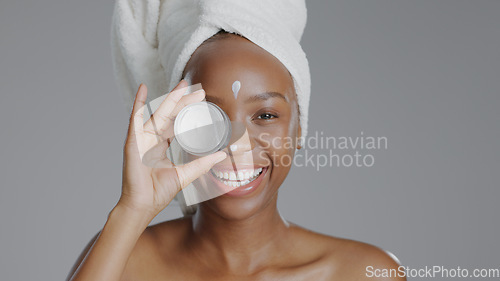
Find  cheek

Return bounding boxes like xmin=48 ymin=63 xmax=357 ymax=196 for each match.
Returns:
xmin=251 ymin=113 xmax=300 ymax=168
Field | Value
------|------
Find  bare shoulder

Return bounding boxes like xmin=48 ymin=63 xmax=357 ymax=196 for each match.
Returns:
xmin=328 ymin=238 xmax=406 ymax=281
xmin=121 ymin=217 xmax=192 ymax=280
xmin=288 ymin=223 xmax=406 ymax=281
xmin=130 ymin=215 xmax=192 ymax=257
xmin=146 ymin=216 xmax=192 ymax=244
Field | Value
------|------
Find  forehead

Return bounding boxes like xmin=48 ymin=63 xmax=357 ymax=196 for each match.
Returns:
xmin=184 ymin=35 xmax=295 ymax=96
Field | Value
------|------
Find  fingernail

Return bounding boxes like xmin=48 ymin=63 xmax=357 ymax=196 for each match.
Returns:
xmin=190 ymin=89 xmax=205 ymax=95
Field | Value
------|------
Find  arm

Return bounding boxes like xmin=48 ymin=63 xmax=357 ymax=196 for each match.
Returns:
xmin=66 ymin=232 xmax=99 ymax=280
xmin=67 ymin=82 xmax=226 ymax=281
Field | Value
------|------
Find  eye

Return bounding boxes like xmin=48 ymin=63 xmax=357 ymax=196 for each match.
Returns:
xmin=257 ymin=113 xmax=277 ymax=120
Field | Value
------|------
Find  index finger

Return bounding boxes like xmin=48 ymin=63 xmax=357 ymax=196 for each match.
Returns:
xmin=143 ymin=80 xmax=190 ymax=135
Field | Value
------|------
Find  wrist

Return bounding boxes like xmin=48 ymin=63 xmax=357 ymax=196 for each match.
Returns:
xmin=110 ymin=203 xmax=155 ymax=229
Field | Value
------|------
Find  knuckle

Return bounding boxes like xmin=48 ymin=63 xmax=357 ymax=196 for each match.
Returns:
xmin=143 ymin=128 xmax=158 ymax=136
xmin=175 ymin=167 xmax=187 ymax=188
xmin=156 ymin=113 xmax=175 ymax=123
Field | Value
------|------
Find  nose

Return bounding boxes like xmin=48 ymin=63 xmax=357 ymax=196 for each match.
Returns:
xmin=226 ymin=121 xmax=253 ymax=155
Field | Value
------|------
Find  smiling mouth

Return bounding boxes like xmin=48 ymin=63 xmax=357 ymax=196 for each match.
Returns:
xmin=209 ymin=167 xmax=264 ymax=188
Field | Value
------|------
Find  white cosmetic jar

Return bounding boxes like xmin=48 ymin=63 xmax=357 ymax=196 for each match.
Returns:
xmin=174 ymin=102 xmax=231 ymax=156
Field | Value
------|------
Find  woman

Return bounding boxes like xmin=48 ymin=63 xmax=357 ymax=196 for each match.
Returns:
xmin=68 ymin=1 xmax=404 ymax=280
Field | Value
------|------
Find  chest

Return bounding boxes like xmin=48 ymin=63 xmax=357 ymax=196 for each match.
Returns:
xmin=123 ymin=256 xmax=333 ymax=281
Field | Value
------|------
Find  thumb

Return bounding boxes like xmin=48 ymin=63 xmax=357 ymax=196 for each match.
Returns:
xmin=175 ymin=151 xmax=227 ymax=189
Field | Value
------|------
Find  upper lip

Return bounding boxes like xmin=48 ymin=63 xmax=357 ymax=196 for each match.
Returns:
xmin=210 ymin=149 xmax=269 ymax=174
xmin=211 ymin=164 xmax=266 ymax=170
xmin=211 ymin=155 xmax=268 ymax=168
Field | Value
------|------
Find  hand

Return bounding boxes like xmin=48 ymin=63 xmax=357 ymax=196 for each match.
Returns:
xmin=118 ymin=81 xmax=227 ymax=218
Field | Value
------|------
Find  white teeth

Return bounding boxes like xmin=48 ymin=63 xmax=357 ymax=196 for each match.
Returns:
xmin=256 ymin=168 xmax=262 ymax=176
xmin=211 ymin=167 xmax=265 ymax=187
xmin=223 ymin=181 xmax=240 ymax=187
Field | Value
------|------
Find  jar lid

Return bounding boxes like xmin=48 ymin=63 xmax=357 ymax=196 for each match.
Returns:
xmin=174 ymin=102 xmax=231 ymax=156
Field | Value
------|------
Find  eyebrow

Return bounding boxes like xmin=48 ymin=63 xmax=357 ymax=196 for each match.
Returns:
xmin=205 ymin=91 xmax=288 ymax=105
xmin=205 ymin=95 xmax=224 ymax=105
xmin=246 ymin=91 xmax=288 ymax=103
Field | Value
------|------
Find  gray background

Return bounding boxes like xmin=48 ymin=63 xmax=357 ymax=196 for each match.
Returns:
xmin=1 ymin=0 xmax=499 ymax=280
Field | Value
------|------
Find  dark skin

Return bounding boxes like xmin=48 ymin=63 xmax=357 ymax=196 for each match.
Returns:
xmin=69 ymin=34 xmax=405 ymax=281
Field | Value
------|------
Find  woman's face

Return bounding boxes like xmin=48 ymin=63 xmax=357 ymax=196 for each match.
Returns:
xmin=183 ymin=34 xmax=301 ymax=220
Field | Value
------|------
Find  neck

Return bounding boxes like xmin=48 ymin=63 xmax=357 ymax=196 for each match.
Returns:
xmin=187 ymin=197 xmax=291 ymax=273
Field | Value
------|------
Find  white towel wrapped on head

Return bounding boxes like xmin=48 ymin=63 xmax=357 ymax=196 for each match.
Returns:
xmin=111 ymin=0 xmax=311 ymax=138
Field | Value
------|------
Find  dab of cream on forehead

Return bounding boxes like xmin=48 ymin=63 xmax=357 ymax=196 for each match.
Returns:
xmin=232 ymin=80 xmax=241 ymax=99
